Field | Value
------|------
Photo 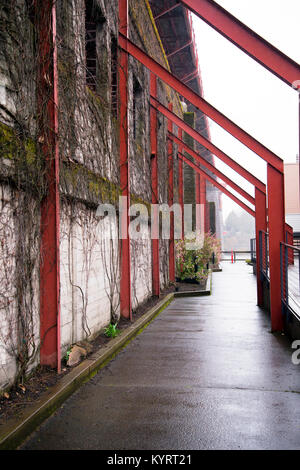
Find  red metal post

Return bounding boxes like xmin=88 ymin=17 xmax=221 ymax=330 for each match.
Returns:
xmin=179 ymin=0 xmax=300 ymax=87
xmin=168 ymin=103 xmax=175 ymax=283
xmin=200 ymin=175 xmax=206 ymax=233
xmin=178 ymin=129 xmax=184 ymax=239
xmin=150 ymin=73 xmax=160 ymax=296
xmin=267 ymin=164 xmax=285 ymax=331
xmin=119 ymin=0 xmax=131 ymax=319
xmin=38 ymin=0 xmax=61 ymax=371
xmin=119 ymin=35 xmax=284 ymax=173
xmin=255 ymin=188 xmax=267 ymax=307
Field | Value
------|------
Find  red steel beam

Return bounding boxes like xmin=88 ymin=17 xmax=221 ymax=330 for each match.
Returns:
xmin=180 ymin=154 xmax=255 ymax=218
xmin=119 ymin=34 xmax=284 ymax=173
xmin=179 ymin=0 xmax=300 ymax=88
xmin=119 ymin=0 xmax=132 ymax=319
xmin=153 ymin=100 xmax=266 ymax=193
xmin=167 ymin=40 xmax=192 ymax=59
xmin=171 ymin=133 xmax=256 ymax=205
xmin=38 ymin=0 xmax=61 ymax=371
xmin=267 ymin=164 xmax=285 ymax=331
xmin=154 ymin=4 xmax=181 ymax=20
xmin=150 ymin=73 xmax=160 ymax=296
xmin=168 ymin=103 xmax=175 ymax=283
xmin=178 ymin=128 xmax=184 ymax=239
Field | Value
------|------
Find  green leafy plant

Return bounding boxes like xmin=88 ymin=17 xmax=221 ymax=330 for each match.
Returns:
xmin=64 ymin=347 xmax=72 ymax=364
xmin=104 ymin=323 xmax=120 ymax=338
xmin=175 ymin=231 xmax=221 ymax=283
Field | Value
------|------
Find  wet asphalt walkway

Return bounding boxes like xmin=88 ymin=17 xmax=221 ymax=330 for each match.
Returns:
xmin=21 ymin=263 xmax=300 ymax=450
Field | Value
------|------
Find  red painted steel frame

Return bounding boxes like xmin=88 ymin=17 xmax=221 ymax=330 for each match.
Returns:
xmin=267 ymin=164 xmax=285 ymax=331
xmin=119 ymin=34 xmax=284 ymax=173
xmin=180 ymin=154 xmax=255 ymax=218
xmin=119 ymin=0 xmax=132 ymax=319
xmin=178 ymin=128 xmax=184 ymax=239
xmin=38 ymin=1 xmax=61 ymax=371
xmin=168 ymin=103 xmax=175 ymax=283
xmin=255 ymin=188 xmax=267 ymax=308
xmin=158 ymin=103 xmax=266 ymax=193
xmin=179 ymin=0 xmax=300 ymax=88
xmin=150 ymin=74 xmax=160 ymax=296
xmin=170 ymin=133 xmax=256 ymax=205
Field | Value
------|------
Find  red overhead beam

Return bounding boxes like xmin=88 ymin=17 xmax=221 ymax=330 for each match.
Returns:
xmin=180 ymin=154 xmax=255 ymax=217
xmin=179 ymin=0 xmax=300 ymax=88
xmin=169 ymin=132 xmax=255 ymax=205
xmin=119 ymin=34 xmax=284 ymax=173
xmin=151 ymin=97 xmax=266 ymax=193
xmin=154 ymin=4 xmax=180 ymax=20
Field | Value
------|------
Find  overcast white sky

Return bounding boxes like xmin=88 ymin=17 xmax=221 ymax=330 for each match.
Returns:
xmin=192 ymin=0 xmax=300 ymax=222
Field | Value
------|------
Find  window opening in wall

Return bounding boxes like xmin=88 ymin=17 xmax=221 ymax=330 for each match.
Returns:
xmin=133 ymin=77 xmax=142 ymax=141
xmin=85 ymin=0 xmax=105 ymax=93
xmin=111 ymin=36 xmax=118 ymax=118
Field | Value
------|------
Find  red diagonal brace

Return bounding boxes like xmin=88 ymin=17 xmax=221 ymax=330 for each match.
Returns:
xmin=179 ymin=0 xmax=300 ymax=88
xmin=180 ymin=154 xmax=255 ymax=217
xmin=153 ymin=99 xmax=265 ymax=193
xmin=175 ymin=140 xmax=256 ymax=205
xmin=119 ymin=34 xmax=284 ymax=173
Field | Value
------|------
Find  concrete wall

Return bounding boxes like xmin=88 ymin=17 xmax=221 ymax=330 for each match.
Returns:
xmin=0 ymin=0 xmax=183 ymax=390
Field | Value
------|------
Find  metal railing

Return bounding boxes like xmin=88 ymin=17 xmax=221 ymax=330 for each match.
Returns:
xmin=280 ymin=242 xmax=300 ymax=319
xmin=221 ymin=250 xmax=251 ymax=262
xmin=259 ymin=230 xmax=269 ymax=280
xmin=250 ymin=238 xmax=256 ymax=264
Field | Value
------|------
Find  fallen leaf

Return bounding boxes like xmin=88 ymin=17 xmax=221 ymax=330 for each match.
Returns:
xmin=4 ymin=392 xmax=9 ymax=399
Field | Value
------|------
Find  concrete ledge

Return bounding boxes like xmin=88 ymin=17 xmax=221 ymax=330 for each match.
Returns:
xmin=174 ymin=269 xmax=212 ymax=297
xmin=0 ymin=293 xmax=174 ymax=450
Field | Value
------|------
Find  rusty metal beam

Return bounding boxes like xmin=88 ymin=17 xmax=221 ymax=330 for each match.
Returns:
xmin=119 ymin=33 xmax=284 ymax=173
xmin=179 ymin=0 xmax=300 ymax=88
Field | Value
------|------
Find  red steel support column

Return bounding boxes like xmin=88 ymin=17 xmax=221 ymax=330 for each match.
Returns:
xmin=168 ymin=103 xmax=175 ymax=283
xmin=267 ymin=164 xmax=285 ymax=331
xmin=195 ymin=169 xmax=201 ymax=232
xmin=119 ymin=0 xmax=131 ymax=319
xmin=199 ymin=175 xmax=206 ymax=233
xmin=150 ymin=73 xmax=160 ymax=296
xmin=178 ymin=128 xmax=184 ymax=239
xmin=255 ymin=188 xmax=267 ymax=308
xmin=38 ymin=0 xmax=61 ymax=371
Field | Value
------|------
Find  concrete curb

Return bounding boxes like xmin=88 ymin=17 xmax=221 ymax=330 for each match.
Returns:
xmin=0 ymin=293 xmax=174 ymax=450
xmin=174 ymin=269 xmax=212 ymax=297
